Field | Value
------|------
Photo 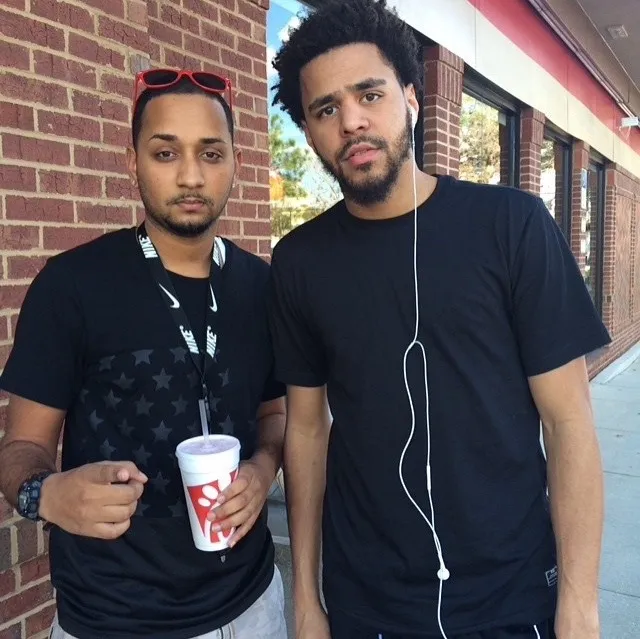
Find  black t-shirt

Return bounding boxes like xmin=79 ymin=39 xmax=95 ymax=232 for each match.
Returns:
xmin=0 ymin=228 xmax=285 ymax=639
xmin=267 ymin=176 xmax=611 ymax=636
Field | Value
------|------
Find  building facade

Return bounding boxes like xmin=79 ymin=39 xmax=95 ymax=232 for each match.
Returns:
xmin=0 ymin=0 xmax=639 ymax=635
xmin=406 ymin=0 xmax=640 ymax=375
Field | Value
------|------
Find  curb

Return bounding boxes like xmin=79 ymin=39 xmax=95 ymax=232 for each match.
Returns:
xmin=592 ymin=340 xmax=640 ymax=385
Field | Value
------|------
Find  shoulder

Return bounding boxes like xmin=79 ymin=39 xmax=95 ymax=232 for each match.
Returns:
xmin=46 ymin=227 xmax=136 ymax=273
xmin=271 ymin=201 xmax=344 ymax=264
xmin=439 ymin=176 xmax=548 ymax=242
xmin=220 ymin=238 xmax=271 ymax=289
xmin=29 ymin=228 xmax=135 ymax=294
xmin=445 ymin=176 xmax=541 ymax=217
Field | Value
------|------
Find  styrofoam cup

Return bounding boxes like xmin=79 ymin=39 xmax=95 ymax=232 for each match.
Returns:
xmin=175 ymin=435 xmax=241 ymax=552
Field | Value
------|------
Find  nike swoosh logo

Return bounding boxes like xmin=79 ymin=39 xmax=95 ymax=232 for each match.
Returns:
xmin=159 ymin=284 xmax=180 ymax=309
xmin=209 ymin=285 xmax=217 ymax=312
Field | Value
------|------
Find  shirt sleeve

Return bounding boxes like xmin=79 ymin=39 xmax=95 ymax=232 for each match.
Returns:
xmin=510 ymin=197 xmax=611 ymax=376
xmin=267 ymin=243 xmax=328 ymax=387
xmin=261 ymin=365 xmax=286 ymax=402
xmin=0 ymin=259 xmax=85 ymax=410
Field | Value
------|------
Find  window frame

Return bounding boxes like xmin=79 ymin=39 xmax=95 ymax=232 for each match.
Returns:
xmin=462 ymin=70 xmax=521 ymax=188
xmin=587 ymin=157 xmax=606 ymax=316
xmin=542 ymin=124 xmax=573 ymax=241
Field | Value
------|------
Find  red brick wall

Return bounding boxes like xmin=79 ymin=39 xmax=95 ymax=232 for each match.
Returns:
xmin=422 ymin=45 xmax=463 ymax=177
xmin=589 ymin=165 xmax=640 ymax=376
xmin=0 ymin=1 xmax=270 ymax=636
xmin=519 ymin=108 xmax=544 ymax=195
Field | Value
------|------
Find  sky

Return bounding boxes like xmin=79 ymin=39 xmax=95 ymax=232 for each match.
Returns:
xmin=266 ymin=0 xmax=309 ymax=146
xmin=265 ymin=0 xmax=341 ymax=204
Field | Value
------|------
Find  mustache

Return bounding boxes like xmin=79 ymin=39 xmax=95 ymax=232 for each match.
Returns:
xmin=338 ymin=136 xmax=388 ymax=162
xmin=167 ymin=194 xmax=214 ymax=206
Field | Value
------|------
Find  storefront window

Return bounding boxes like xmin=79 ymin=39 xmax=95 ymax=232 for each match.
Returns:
xmin=460 ymin=92 xmax=517 ymax=187
xmin=582 ymin=161 xmax=605 ymax=313
xmin=540 ymin=135 xmax=571 ymax=238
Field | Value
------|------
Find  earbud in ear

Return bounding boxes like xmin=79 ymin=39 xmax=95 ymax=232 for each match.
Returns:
xmin=410 ymin=106 xmax=418 ymax=129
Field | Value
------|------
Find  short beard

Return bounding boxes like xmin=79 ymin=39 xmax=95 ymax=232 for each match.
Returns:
xmin=138 ymin=186 xmax=225 ymax=238
xmin=317 ymin=111 xmax=414 ymax=206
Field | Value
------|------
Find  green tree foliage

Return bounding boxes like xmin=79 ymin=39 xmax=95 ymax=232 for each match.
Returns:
xmin=459 ymin=95 xmax=501 ymax=184
xmin=269 ymin=114 xmax=337 ymax=239
xmin=269 ymin=113 xmax=310 ymax=199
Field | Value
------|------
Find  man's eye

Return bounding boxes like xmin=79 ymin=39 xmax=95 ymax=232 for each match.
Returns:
xmin=203 ymin=151 xmax=222 ymax=160
xmin=156 ymin=151 xmax=174 ymax=160
xmin=363 ymin=93 xmax=380 ymax=103
xmin=319 ymin=106 xmax=337 ymax=118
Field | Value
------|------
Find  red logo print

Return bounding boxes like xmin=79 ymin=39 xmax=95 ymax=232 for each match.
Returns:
xmin=186 ymin=469 xmax=238 ymax=543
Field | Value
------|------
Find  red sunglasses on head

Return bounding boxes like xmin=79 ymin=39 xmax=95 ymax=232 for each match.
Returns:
xmin=132 ymin=68 xmax=233 ymax=114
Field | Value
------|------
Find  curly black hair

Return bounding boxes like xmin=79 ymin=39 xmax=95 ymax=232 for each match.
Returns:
xmin=271 ymin=0 xmax=422 ymax=127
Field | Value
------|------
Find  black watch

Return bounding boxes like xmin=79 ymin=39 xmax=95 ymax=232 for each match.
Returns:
xmin=16 ymin=471 xmax=55 ymax=522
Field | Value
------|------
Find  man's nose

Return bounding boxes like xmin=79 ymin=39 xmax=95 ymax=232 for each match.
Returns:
xmin=177 ymin=155 xmax=205 ymax=188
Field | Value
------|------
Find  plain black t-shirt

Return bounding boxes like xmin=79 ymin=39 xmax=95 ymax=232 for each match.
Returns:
xmin=267 ymin=176 xmax=611 ymax=636
xmin=0 ymin=228 xmax=285 ymax=639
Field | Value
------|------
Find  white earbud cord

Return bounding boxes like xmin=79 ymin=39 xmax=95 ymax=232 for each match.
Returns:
xmin=398 ymin=109 xmax=449 ymax=639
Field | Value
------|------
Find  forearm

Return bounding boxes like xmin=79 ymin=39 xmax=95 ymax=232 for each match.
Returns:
xmin=0 ymin=439 xmax=57 ymax=509
xmin=545 ymin=420 xmax=603 ymax=605
xmin=285 ymin=423 xmax=329 ymax=609
xmin=251 ymin=410 xmax=286 ymax=480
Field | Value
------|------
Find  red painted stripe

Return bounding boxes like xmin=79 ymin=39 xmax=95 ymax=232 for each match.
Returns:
xmin=468 ymin=0 xmax=640 ymax=157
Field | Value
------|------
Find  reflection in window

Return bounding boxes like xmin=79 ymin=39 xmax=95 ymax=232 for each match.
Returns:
xmin=460 ymin=93 xmax=513 ymax=186
xmin=540 ymin=136 xmax=570 ymax=238
xmin=582 ymin=162 xmax=604 ymax=313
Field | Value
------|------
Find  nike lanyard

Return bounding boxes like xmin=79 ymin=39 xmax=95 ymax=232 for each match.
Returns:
xmin=136 ymin=223 xmax=225 ymax=432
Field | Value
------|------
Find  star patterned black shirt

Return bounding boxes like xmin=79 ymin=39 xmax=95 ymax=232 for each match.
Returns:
xmin=0 ymin=228 xmax=285 ymax=639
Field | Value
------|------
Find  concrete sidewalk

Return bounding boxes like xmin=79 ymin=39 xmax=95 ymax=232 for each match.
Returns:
xmin=591 ymin=343 xmax=640 ymax=639
xmin=268 ymin=343 xmax=640 ymax=638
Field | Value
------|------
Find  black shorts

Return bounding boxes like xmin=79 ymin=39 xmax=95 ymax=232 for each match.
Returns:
xmin=328 ymin=611 xmax=557 ymax=639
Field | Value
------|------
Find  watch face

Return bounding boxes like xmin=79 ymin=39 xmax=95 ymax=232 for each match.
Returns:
xmin=18 ymin=491 xmax=28 ymax=512
xmin=17 ymin=476 xmax=47 ymax=519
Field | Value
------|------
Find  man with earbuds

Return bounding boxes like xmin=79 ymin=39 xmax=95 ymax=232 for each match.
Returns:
xmin=267 ymin=1 xmax=609 ymax=638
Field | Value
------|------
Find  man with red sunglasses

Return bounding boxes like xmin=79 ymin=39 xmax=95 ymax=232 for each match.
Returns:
xmin=0 ymin=69 xmax=287 ymax=638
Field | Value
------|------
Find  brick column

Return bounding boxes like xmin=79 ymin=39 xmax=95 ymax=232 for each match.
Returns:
xmin=602 ymin=164 xmax=618 ymax=334
xmin=422 ymin=44 xmax=464 ymax=177
xmin=570 ymin=141 xmax=590 ymax=276
xmin=520 ymin=108 xmax=545 ymax=194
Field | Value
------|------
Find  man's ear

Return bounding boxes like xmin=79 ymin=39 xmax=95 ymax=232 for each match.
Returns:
xmin=234 ymin=147 xmax=243 ymax=171
xmin=404 ymin=84 xmax=420 ymax=122
xmin=126 ymin=146 xmax=138 ymax=187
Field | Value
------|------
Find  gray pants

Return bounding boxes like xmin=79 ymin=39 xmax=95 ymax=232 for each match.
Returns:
xmin=51 ymin=566 xmax=287 ymax=639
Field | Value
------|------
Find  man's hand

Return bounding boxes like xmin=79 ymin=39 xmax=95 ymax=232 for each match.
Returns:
xmin=39 ymin=461 xmax=147 ymax=539
xmin=206 ymin=457 xmax=274 ymax=548
xmin=296 ymin=604 xmax=331 ymax=639
xmin=555 ymin=594 xmax=600 ymax=638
